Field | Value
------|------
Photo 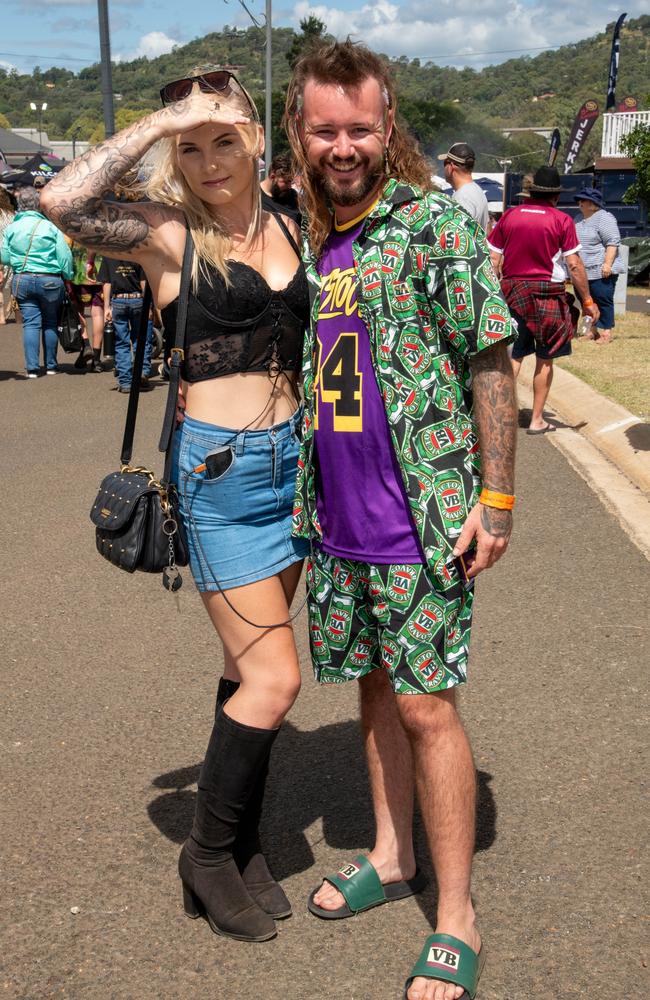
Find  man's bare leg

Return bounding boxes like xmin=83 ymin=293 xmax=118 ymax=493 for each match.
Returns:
xmin=312 ymin=668 xmax=416 ymax=909
xmin=399 ymin=689 xmax=480 ymax=1000
xmin=529 ymin=357 xmax=553 ymax=431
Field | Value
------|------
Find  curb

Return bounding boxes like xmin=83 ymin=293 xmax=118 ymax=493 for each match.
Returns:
xmin=517 ymin=356 xmax=650 ymax=496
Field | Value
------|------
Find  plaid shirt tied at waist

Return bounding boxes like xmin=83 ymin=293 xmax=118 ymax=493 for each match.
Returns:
xmin=500 ymin=278 xmax=579 ymax=357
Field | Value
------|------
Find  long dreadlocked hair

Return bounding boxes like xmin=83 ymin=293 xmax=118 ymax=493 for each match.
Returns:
xmin=283 ymin=39 xmax=433 ymax=259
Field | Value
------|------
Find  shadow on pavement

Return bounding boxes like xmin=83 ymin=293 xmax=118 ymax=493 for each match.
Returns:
xmin=518 ymin=406 xmax=587 ymax=432
xmin=147 ymin=718 xmax=497 ymax=915
xmin=626 ymin=422 xmax=650 ymax=451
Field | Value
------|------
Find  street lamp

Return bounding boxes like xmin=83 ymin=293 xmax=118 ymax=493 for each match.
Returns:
xmin=29 ymin=102 xmax=47 ymax=150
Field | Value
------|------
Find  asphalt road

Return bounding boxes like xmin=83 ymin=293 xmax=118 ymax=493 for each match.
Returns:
xmin=1 ymin=325 xmax=648 ymax=1000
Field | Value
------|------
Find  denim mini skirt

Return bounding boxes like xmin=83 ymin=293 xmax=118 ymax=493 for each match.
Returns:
xmin=171 ymin=408 xmax=309 ymax=591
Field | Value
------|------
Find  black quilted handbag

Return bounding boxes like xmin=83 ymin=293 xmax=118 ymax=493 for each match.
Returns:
xmin=89 ymin=229 xmax=193 ymax=591
xmin=90 ymin=467 xmax=187 ymax=574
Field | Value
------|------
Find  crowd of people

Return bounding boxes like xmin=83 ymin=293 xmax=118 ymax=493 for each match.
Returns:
xmin=0 ymin=39 xmax=630 ymax=1000
xmin=0 ymin=186 xmax=156 ymax=384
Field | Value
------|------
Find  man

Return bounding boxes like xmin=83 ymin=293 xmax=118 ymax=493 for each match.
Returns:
xmin=487 ymin=166 xmax=599 ymax=434
xmin=260 ymin=152 xmax=300 ymax=216
xmin=97 ymin=256 xmax=154 ymax=393
xmin=285 ymin=40 xmax=517 ymax=1000
xmin=438 ymin=143 xmax=489 ymax=231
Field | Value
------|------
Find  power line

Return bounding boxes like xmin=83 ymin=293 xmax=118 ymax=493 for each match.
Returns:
xmin=413 ymin=43 xmax=568 ymax=61
xmin=0 ymin=37 xmax=582 ymax=70
xmin=0 ymin=50 xmax=94 ymax=64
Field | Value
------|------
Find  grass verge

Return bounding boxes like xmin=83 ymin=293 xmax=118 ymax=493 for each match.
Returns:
xmin=556 ymin=297 xmax=649 ymax=421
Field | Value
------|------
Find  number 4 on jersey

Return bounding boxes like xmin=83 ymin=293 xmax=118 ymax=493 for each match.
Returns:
xmin=315 ymin=332 xmax=363 ymax=433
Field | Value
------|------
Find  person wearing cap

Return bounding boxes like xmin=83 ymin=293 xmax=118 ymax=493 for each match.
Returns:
xmin=575 ymin=186 xmax=625 ymax=344
xmin=438 ymin=143 xmax=490 ymax=231
xmin=488 ymin=166 xmax=599 ymax=435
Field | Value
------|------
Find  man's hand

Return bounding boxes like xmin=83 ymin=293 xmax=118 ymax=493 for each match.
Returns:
xmin=583 ymin=300 xmax=600 ymax=323
xmin=453 ymin=501 xmax=512 ymax=579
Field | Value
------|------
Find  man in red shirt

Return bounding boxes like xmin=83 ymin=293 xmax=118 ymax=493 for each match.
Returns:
xmin=488 ymin=166 xmax=599 ymax=434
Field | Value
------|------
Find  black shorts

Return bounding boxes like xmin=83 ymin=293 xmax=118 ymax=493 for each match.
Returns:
xmin=510 ymin=310 xmax=572 ymax=361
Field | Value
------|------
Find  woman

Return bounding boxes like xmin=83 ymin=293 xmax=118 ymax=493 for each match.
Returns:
xmin=67 ymin=241 xmax=105 ymax=371
xmin=41 ymin=69 xmax=309 ymax=943
xmin=0 ymin=186 xmax=16 ymax=325
xmin=1 ymin=186 xmax=73 ymax=377
xmin=575 ymin=186 xmax=625 ymax=344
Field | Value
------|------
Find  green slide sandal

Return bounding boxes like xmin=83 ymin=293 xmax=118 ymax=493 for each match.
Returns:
xmin=404 ymin=933 xmax=485 ymax=999
xmin=307 ymin=855 xmax=426 ymax=920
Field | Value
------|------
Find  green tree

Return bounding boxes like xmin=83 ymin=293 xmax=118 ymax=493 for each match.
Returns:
xmin=620 ymin=123 xmax=650 ymax=209
xmin=65 ymin=114 xmax=101 ymax=142
xmin=285 ymin=16 xmax=326 ymax=69
xmin=0 ymin=111 xmax=10 ymax=128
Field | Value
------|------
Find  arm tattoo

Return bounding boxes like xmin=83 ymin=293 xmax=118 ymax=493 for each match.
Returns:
xmin=42 ymin=115 xmax=175 ymax=255
xmin=470 ymin=343 xmax=517 ymax=537
xmin=56 ymin=196 xmax=151 ymax=253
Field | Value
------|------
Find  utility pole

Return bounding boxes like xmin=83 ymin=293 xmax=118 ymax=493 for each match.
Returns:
xmin=264 ymin=0 xmax=272 ymax=175
xmin=97 ymin=0 xmax=115 ymax=138
xmin=497 ymin=158 xmax=511 ymax=212
xmin=224 ymin=0 xmax=272 ymax=174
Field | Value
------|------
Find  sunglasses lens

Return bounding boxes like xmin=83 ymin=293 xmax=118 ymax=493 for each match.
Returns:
xmin=198 ymin=71 xmax=232 ymax=94
xmin=161 ymin=79 xmax=193 ymax=105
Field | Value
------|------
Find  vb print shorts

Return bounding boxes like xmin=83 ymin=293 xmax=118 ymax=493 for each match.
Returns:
xmin=306 ymin=548 xmax=474 ymax=694
xmin=172 ymin=409 xmax=309 ymax=591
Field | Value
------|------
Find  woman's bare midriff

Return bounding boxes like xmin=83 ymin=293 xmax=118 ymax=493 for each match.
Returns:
xmin=185 ymin=370 xmax=301 ymax=430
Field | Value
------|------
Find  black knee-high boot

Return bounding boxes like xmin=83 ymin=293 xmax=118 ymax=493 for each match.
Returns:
xmin=178 ymin=708 xmax=278 ymax=942
xmin=215 ymin=679 xmax=292 ymax=920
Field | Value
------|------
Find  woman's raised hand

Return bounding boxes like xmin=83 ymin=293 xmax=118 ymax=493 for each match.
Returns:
xmin=157 ymin=89 xmax=250 ymax=138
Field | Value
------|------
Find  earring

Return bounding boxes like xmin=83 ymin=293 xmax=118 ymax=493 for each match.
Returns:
xmin=384 ymin=147 xmax=389 ymax=176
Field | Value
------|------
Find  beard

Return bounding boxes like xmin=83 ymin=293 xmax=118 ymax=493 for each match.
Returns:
xmin=314 ymin=152 xmax=384 ymax=207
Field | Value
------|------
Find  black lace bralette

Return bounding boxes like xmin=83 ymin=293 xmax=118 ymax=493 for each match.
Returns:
xmin=160 ymin=257 xmax=309 ymax=384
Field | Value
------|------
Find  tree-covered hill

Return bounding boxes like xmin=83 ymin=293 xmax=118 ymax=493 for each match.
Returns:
xmin=0 ymin=14 xmax=647 ymax=172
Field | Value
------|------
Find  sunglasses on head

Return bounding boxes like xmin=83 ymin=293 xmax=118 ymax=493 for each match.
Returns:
xmin=159 ymin=70 xmax=258 ymax=119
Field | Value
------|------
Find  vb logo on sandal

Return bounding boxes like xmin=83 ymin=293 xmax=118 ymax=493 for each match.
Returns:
xmin=338 ymin=862 xmax=361 ymax=880
xmin=426 ymin=946 xmax=460 ymax=973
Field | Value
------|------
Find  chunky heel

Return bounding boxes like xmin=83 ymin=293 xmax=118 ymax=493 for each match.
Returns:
xmin=182 ymin=882 xmax=204 ymax=919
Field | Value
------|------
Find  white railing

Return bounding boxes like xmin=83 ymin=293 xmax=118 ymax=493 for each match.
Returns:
xmin=601 ymin=110 xmax=650 ymax=157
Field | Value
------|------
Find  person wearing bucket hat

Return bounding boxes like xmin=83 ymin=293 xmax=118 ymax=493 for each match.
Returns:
xmin=575 ymin=186 xmax=625 ymax=344
xmin=488 ymin=166 xmax=599 ymax=433
xmin=438 ymin=143 xmax=489 ymax=231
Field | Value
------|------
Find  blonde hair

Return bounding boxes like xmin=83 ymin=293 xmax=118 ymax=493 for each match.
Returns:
xmin=284 ymin=39 xmax=433 ymax=258
xmin=135 ymin=71 xmax=263 ymax=286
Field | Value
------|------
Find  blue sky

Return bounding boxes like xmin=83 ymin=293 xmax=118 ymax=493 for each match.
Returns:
xmin=0 ymin=1 xmax=644 ymax=76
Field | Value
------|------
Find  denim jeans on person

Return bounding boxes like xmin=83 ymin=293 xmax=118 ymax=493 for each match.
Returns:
xmin=12 ymin=273 xmax=64 ymax=373
xmin=111 ymin=296 xmax=153 ymax=389
xmin=589 ymin=275 xmax=618 ymax=330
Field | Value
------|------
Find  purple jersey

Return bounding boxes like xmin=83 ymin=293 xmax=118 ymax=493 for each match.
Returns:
xmin=314 ymin=209 xmax=423 ymax=563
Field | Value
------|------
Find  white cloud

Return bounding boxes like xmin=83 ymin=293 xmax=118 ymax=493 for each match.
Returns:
xmin=115 ymin=30 xmax=180 ymax=62
xmin=290 ymin=0 xmax=628 ymax=68
xmin=134 ymin=31 xmax=180 ymax=58
xmin=0 ymin=60 xmax=19 ymax=73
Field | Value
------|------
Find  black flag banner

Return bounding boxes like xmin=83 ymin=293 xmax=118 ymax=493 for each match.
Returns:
xmin=606 ymin=13 xmax=627 ymax=111
xmin=547 ymin=129 xmax=561 ymax=167
xmin=563 ymin=101 xmax=599 ymax=174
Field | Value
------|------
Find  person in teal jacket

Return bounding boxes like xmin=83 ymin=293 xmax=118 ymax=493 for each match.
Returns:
xmin=1 ymin=186 xmax=73 ymax=377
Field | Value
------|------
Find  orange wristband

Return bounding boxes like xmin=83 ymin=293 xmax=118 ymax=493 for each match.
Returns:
xmin=479 ymin=488 xmax=515 ymax=510
xmin=582 ymin=297 xmax=594 ymax=307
